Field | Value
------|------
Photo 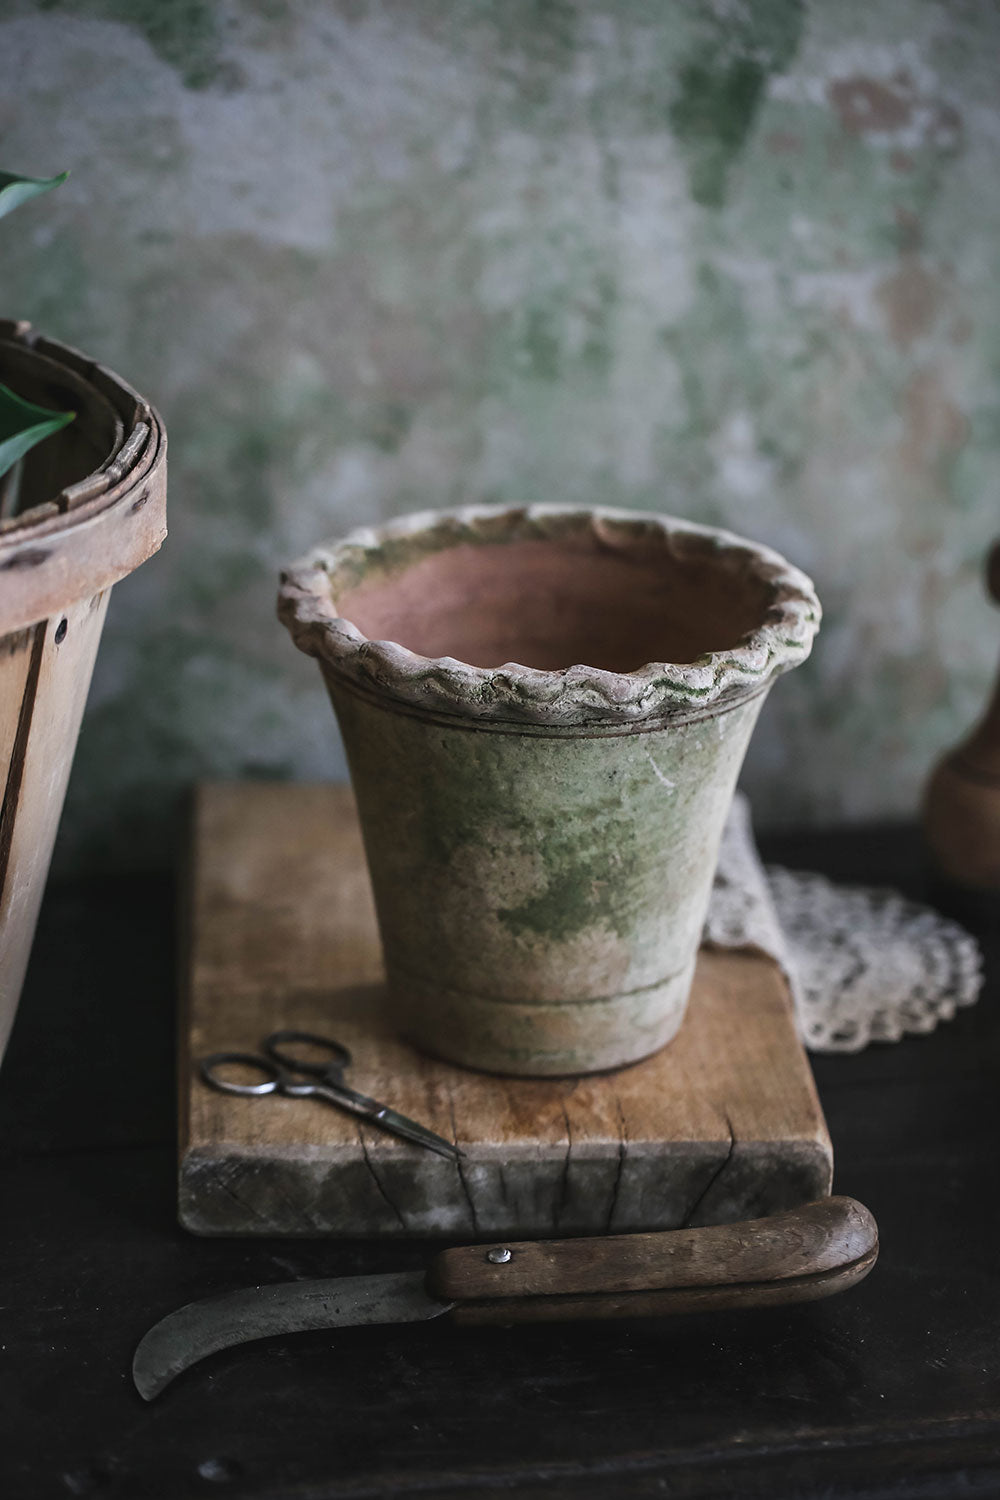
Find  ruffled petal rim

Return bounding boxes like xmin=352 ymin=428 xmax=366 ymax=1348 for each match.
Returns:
xmin=278 ymin=505 xmax=821 ymax=727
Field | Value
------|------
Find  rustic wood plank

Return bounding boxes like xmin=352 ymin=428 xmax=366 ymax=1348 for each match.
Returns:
xmin=180 ymin=783 xmax=833 ymax=1238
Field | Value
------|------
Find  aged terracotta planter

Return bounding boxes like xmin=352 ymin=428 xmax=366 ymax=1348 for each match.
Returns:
xmin=0 ymin=320 xmax=167 ymax=1066
xmin=279 ymin=506 xmax=819 ymax=1076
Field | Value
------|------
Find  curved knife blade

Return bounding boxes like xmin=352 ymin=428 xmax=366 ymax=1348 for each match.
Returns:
xmin=133 ymin=1269 xmax=454 ymax=1401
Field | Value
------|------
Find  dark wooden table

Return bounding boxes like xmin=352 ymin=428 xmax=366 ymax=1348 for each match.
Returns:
xmin=1 ymin=823 xmax=997 ymax=1499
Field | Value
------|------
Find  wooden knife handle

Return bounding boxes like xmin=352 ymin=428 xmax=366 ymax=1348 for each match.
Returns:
xmin=427 ymin=1197 xmax=878 ymax=1325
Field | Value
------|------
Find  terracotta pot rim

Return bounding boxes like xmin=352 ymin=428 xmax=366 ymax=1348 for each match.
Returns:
xmin=278 ymin=505 xmax=821 ymax=727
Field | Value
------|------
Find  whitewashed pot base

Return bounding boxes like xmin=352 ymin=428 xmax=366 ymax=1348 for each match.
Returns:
xmin=387 ymin=956 xmax=697 ymax=1077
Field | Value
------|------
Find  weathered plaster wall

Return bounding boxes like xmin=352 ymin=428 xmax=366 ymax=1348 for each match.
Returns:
xmin=1 ymin=0 xmax=997 ymax=866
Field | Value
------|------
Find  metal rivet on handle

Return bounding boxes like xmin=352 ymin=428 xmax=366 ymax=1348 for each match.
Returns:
xmin=486 ymin=1247 xmax=512 ymax=1264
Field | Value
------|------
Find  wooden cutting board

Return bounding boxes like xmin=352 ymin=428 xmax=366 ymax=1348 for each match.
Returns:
xmin=179 ymin=783 xmax=833 ymax=1238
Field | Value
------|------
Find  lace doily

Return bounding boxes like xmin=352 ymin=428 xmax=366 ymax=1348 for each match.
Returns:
xmin=704 ymin=794 xmax=983 ymax=1053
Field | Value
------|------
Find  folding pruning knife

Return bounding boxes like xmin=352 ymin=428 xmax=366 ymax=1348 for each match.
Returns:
xmin=133 ymin=1195 xmax=877 ymax=1400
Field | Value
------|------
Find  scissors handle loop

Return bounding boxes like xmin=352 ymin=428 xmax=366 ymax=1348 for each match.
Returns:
xmin=264 ymin=1029 xmax=352 ymax=1078
xmin=200 ymin=1052 xmax=280 ymax=1097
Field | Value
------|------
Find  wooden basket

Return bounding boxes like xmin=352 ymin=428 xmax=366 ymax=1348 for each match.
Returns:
xmin=0 ymin=320 xmax=167 ymax=1063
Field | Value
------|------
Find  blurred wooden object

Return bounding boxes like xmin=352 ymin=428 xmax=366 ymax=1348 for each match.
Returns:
xmin=923 ymin=539 xmax=1000 ymax=889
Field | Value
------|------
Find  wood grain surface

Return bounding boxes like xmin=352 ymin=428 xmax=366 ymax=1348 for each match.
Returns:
xmin=0 ymin=593 xmax=108 ymax=1059
xmin=429 ymin=1197 xmax=876 ymax=1300
xmin=180 ymin=783 xmax=833 ymax=1237
xmin=427 ymin=1196 xmax=878 ymax=1322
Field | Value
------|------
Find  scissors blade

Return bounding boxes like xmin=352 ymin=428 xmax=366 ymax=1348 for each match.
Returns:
xmin=310 ymin=1080 xmax=463 ymax=1160
xmin=366 ymin=1103 xmax=464 ymax=1161
xmin=133 ymin=1270 xmax=454 ymax=1401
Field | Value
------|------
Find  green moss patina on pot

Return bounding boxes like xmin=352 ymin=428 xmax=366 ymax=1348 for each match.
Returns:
xmin=279 ymin=506 xmax=819 ymax=1076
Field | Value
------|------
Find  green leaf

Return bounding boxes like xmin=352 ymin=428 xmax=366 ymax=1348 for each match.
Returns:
xmin=0 ymin=382 xmax=75 ymax=481
xmin=0 ymin=169 xmax=69 ymax=221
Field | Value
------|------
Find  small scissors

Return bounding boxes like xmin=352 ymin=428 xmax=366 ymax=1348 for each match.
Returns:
xmin=200 ymin=1029 xmax=462 ymax=1161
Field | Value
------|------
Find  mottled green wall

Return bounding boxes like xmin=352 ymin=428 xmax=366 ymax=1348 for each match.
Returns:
xmin=1 ymin=0 xmax=997 ymax=867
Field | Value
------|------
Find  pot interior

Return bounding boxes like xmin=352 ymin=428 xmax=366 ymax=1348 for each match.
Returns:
xmin=337 ymin=531 xmax=775 ymax=673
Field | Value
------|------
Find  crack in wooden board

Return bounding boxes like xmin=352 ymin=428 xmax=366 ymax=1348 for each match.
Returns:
xmin=179 ymin=783 xmax=833 ymax=1238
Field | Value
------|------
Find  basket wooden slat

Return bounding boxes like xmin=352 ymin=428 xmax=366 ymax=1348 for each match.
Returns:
xmin=0 ymin=594 xmax=109 ymax=1058
xmin=0 ymin=324 xmax=167 ymax=1064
